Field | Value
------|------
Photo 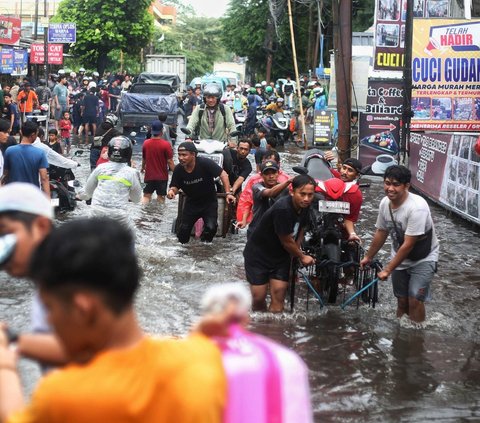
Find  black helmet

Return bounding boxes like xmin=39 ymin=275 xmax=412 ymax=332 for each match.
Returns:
xmin=108 ymin=136 xmax=132 ymax=163
xmin=203 ymin=83 xmax=222 ymax=99
xmin=38 ymin=79 xmax=46 ymax=86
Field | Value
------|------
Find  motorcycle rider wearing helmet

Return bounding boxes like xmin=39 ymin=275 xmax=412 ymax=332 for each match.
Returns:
xmin=266 ymin=97 xmax=285 ymax=114
xmin=90 ymin=113 xmax=121 ymax=170
xmin=78 ymin=136 xmax=142 ymax=227
xmin=186 ymin=83 xmax=236 ymax=142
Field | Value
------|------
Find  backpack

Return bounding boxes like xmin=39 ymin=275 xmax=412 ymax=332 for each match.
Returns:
xmin=195 ymin=103 xmax=227 ymax=137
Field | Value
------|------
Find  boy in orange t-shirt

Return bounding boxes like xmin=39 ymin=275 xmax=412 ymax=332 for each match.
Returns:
xmin=0 ymin=218 xmax=226 ymax=423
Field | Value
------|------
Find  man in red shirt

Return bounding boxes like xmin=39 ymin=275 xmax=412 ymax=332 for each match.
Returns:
xmin=141 ymin=120 xmax=174 ymax=203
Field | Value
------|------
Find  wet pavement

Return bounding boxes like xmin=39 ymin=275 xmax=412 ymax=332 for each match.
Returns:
xmin=0 ymin=139 xmax=479 ymax=422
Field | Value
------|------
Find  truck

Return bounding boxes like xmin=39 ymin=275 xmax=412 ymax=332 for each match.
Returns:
xmin=212 ymin=61 xmax=246 ymax=86
xmin=120 ymin=73 xmax=178 ymax=134
xmin=145 ymin=55 xmax=187 ymax=93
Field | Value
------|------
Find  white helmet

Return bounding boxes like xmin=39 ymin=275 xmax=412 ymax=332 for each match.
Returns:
xmin=105 ymin=113 xmax=119 ymax=127
xmin=79 ymin=67 xmax=85 ymax=72
xmin=58 ymin=69 xmax=65 ymax=75
xmin=70 ymin=71 xmax=76 ymax=78
xmin=92 ymin=71 xmax=99 ymax=77
xmin=261 ymin=80 xmax=267 ymax=86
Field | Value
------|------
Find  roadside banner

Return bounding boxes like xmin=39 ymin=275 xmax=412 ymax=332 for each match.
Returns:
xmin=409 ymin=132 xmax=480 ymax=225
xmin=313 ymin=110 xmax=332 ymax=146
xmin=411 ymin=19 xmax=480 ymax=131
xmin=0 ymin=16 xmax=21 ymax=46
xmin=0 ymin=46 xmax=14 ymax=74
xmin=30 ymin=44 xmax=64 ymax=65
xmin=48 ymin=23 xmax=76 ymax=43
xmin=11 ymin=49 xmax=28 ymax=76
xmin=373 ymin=0 xmax=407 ymax=71
xmin=358 ymin=79 xmax=402 ymax=173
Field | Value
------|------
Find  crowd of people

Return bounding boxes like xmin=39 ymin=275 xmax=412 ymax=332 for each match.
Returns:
xmin=0 ymin=66 xmax=440 ymax=421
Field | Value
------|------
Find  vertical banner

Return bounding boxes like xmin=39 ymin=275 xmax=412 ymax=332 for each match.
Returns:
xmin=411 ymin=19 xmax=480 ymax=131
xmin=374 ymin=0 xmax=406 ymax=71
xmin=359 ymin=79 xmax=402 ymax=174
xmin=313 ymin=110 xmax=332 ymax=146
xmin=11 ymin=49 xmax=28 ymax=76
xmin=0 ymin=16 xmax=21 ymax=45
xmin=409 ymin=132 xmax=479 ymax=225
xmin=0 ymin=46 xmax=14 ymax=74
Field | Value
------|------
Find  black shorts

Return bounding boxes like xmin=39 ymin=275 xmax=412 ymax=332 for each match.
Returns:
xmin=143 ymin=180 xmax=168 ymax=196
xmin=243 ymin=248 xmax=291 ymax=285
xmin=82 ymin=115 xmax=97 ymax=125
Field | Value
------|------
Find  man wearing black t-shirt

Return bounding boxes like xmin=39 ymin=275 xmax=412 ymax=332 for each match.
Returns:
xmin=222 ymin=139 xmax=253 ymax=195
xmin=167 ymin=141 xmax=235 ymax=243
xmin=243 ymin=174 xmax=316 ymax=312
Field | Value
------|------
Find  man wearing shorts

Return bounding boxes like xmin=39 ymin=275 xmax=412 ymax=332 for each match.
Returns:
xmin=141 ymin=120 xmax=174 ymax=203
xmin=53 ymin=75 xmax=69 ymax=131
xmin=243 ymin=174 xmax=316 ymax=313
xmin=361 ymin=165 xmax=439 ymax=323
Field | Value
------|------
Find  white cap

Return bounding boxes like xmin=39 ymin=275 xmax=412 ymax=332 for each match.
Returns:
xmin=200 ymin=283 xmax=252 ymax=315
xmin=0 ymin=183 xmax=53 ymax=220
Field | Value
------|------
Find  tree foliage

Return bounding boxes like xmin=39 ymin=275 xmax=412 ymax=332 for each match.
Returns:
xmin=222 ymin=0 xmax=375 ymax=81
xmin=153 ymin=16 xmax=228 ymax=82
xmin=53 ymin=0 xmax=154 ymax=74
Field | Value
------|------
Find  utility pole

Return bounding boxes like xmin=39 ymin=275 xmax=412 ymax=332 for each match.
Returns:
xmin=332 ymin=0 xmax=352 ymax=162
xmin=286 ymin=0 xmax=308 ymax=149
xmin=401 ymin=0 xmax=414 ymax=163
xmin=265 ymin=19 xmax=274 ymax=84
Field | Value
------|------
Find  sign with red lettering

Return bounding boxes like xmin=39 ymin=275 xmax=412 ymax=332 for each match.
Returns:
xmin=0 ymin=16 xmax=21 ymax=45
xmin=411 ymin=19 xmax=480 ymax=131
xmin=30 ymin=44 xmax=63 ymax=65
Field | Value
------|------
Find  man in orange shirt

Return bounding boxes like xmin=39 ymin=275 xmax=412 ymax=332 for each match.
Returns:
xmin=16 ymin=82 xmax=39 ymax=122
xmin=0 ymin=218 xmax=226 ymax=423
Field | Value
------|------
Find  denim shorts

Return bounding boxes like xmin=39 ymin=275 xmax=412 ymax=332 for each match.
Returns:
xmin=392 ymin=261 xmax=436 ymax=302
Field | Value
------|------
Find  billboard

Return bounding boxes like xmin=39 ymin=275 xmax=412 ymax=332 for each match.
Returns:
xmin=358 ymin=79 xmax=402 ymax=174
xmin=410 ymin=132 xmax=480 ymax=225
xmin=30 ymin=44 xmax=63 ymax=65
xmin=0 ymin=16 xmax=21 ymax=45
xmin=411 ymin=19 xmax=480 ymax=131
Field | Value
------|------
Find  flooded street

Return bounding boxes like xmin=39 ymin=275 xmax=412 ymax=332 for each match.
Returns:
xmin=1 ymin=142 xmax=479 ymax=422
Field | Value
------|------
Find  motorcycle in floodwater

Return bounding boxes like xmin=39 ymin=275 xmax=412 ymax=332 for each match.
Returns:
xmin=257 ymin=110 xmax=291 ymax=146
xmin=290 ymin=150 xmax=378 ymax=307
xmin=49 ymin=150 xmax=83 ymax=214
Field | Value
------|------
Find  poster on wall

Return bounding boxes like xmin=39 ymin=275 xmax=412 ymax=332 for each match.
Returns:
xmin=411 ymin=19 xmax=480 ymax=131
xmin=358 ymin=79 xmax=402 ymax=174
xmin=0 ymin=16 xmax=21 ymax=45
xmin=0 ymin=46 xmax=14 ymax=74
xmin=374 ymin=0 xmax=406 ymax=71
xmin=409 ymin=132 xmax=480 ymax=224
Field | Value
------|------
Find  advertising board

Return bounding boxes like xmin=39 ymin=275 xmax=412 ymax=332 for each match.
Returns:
xmin=411 ymin=19 xmax=480 ymax=131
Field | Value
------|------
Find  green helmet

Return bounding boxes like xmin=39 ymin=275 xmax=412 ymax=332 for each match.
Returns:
xmin=265 ymin=86 xmax=273 ymax=94
xmin=248 ymin=87 xmax=257 ymax=94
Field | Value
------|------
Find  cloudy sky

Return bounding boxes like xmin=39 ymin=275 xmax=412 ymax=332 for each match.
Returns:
xmin=182 ymin=0 xmax=230 ymax=18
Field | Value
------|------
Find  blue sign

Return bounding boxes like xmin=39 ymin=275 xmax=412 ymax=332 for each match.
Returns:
xmin=0 ymin=46 xmax=14 ymax=74
xmin=48 ymin=23 xmax=76 ymax=43
xmin=11 ymin=49 xmax=28 ymax=76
